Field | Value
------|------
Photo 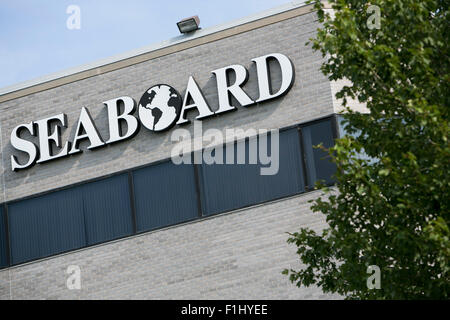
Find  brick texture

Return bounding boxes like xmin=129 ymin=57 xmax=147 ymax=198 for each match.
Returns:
xmin=0 ymin=190 xmax=339 ymax=299
xmin=0 ymin=11 xmax=341 ymax=299
xmin=0 ymin=11 xmax=334 ymax=202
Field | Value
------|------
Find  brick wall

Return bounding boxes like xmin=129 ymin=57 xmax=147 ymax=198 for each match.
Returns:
xmin=0 ymin=11 xmax=334 ymax=202
xmin=0 ymin=10 xmax=340 ymax=299
xmin=0 ymin=190 xmax=339 ymax=300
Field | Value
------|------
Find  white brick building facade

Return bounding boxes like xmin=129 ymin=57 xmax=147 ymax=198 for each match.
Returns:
xmin=0 ymin=2 xmax=343 ymax=299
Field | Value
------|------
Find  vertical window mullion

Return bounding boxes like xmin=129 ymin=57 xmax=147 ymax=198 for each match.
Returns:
xmin=2 ymin=203 xmax=11 ymax=268
xmin=298 ymin=126 xmax=310 ymax=190
xmin=128 ymin=172 xmax=138 ymax=234
xmin=193 ymin=164 xmax=204 ymax=218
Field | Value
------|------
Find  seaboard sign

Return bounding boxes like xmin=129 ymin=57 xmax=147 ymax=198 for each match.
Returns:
xmin=10 ymin=53 xmax=294 ymax=171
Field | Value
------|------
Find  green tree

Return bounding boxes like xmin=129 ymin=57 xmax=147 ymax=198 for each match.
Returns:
xmin=283 ymin=0 xmax=449 ymax=299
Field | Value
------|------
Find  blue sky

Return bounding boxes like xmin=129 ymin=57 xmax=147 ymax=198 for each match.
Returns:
xmin=0 ymin=0 xmax=293 ymax=89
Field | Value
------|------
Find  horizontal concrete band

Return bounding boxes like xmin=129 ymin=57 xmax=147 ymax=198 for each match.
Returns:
xmin=0 ymin=3 xmax=320 ymax=104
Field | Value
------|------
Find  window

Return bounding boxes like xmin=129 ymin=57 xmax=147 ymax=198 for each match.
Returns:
xmin=3 ymin=117 xmax=338 ymax=266
xmin=302 ymin=119 xmax=337 ymax=186
xmin=0 ymin=205 xmax=8 ymax=268
xmin=9 ymin=189 xmax=86 ymax=265
xmin=79 ymin=174 xmax=133 ymax=245
xmin=337 ymin=115 xmax=376 ymax=163
xmin=133 ymin=161 xmax=199 ymax=232
xmin=8 ymin=174 xmax=133 ymax=265
xmin=199 ymin=128 xmax=306 ymax=216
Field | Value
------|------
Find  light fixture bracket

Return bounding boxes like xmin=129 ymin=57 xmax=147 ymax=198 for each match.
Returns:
xmin=177 ymin=15 xmax=200 ymax=34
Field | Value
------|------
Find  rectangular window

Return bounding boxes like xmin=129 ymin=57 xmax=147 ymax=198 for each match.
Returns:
xmin=0 ymin=205 xmax=8 ymax=268
xmin=8 ymin=189 xmax=86 ymax=265
xmin=301 ymin=118 xmax=337 ymax=187
xmin=8 ymin=174 xmax=133 ymax=265
xmin=199 ymin=128 xmax=306 ymax=216
xmin=133 ymin=161 xmax=199 ymax=232
xmin=337 ymin=115 xmax=375 ymax=163
xmin=4 ymin=118 xmax=338 ymax=266
xmin=78 ymin=174 xmax=133 ymax=245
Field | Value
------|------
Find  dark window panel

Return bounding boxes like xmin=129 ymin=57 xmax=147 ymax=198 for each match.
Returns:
xmin=80 ymin=174 xmax=133 ymax=245
xmin=0 ymin=205 xmax=8 ymax=268
xmin=199 ymin=128 xmax=305 ymax=216
xmin=337 ymin=115 xmax=375 ymax=163
xmin=4 ymin=119 xmax=336 ymax=266
xmin=8 ymin=174 xmax=134 ymax=265
xmin=133 ymin=161 xmax=199 ymax=232
xmin=302 ymin=119 xmax=337 ymax=186
xmin=8 ymin=189 xmax=86 ymax=265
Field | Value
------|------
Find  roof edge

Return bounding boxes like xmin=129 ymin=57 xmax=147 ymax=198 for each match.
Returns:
xmin=0 ymin=1 xmax=319 ymax=103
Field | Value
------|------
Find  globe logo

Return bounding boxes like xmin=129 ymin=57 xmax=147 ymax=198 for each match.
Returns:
xmin=138 ymin=84 xmax=183 ymax=132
